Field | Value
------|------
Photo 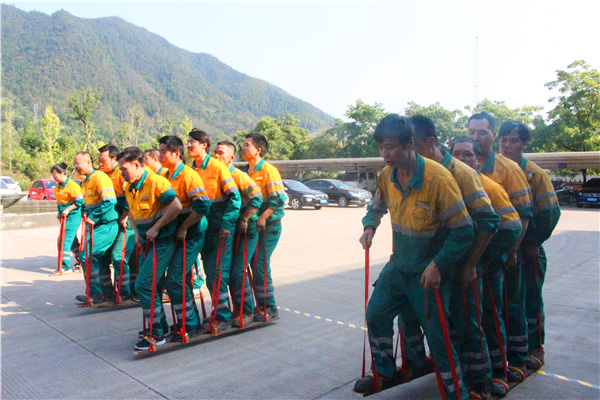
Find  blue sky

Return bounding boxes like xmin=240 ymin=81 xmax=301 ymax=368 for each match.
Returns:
xmin=7 ymin=1 xmax=600 ymax=119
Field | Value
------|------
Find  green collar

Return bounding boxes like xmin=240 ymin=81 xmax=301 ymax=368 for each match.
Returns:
xmin=481 ymin=151 xmax=496 ymax=173
xmin=519 ymin=157 xmax=528 ymax=173
xmin=59 ymin=177 xmax=70 ymax=189
xmin=440 ymin=148 xmax=453 ymax=169
xmin=129 ymin=169 xmax=149 ymax=192
xmin=84 ymin=169 xmax=97 ymax=182
xmin=157 ymin=166 xmax=164 ymax=175
xmin=229 ymin=165 xmax=235 ymax=174
xmin=390 ymin=153 xmax=424 ymax=194
xmin=168 ymin=162 xmax=185 ymax=180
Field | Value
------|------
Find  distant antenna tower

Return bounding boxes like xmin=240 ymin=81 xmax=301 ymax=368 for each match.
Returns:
xmin=473 ymin=23 xmax=480 ymax=108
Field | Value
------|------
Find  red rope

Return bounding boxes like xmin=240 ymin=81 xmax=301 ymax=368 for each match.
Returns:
xmin=471 ymin=279 xmax=488 ymax=393
xmin=261 ymin=230 xmax=269 ymax=322
xmin=533 ymin=258 xmax=543 ymax=352
xmin=238 ymin=234 xmax=249 ymax=329
xmin=362 ymin=246 xmax=369 ymax=377
xmin=485 ymin=273 xmax=508 ymax=382
xmin=78 ymin=216 xmax=85 ymax=254
xmin=503 ymin=278 xmax=510 ymax=354
xmin=434 ymin=287 xmax=462 ymax=400
xmin=208 ymin=238 xmax=225 ymax=335
xmin=84 ymin=224 xmax=94 ymax=307
xmin=180 ymin=238 xmax=188 ymax=343
xmin=57 ymin=216 xmax=67 ymax=275
xmin=424 ymin=288 xmax=447 ymax=400
xmin=115 ymin=229 xmax=127 ymax=304
xmin=250 ymin=235 xmax=266 ymax=318
xmin=146 ymin=241 xmax=158 ymax=352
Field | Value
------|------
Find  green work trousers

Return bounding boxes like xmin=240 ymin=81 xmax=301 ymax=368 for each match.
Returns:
xmin=524 ymin=246 xmax=546 ymax=351
xmin=369 ymin=262 xmax=467 ymax=400
xmin=111 ymin=224 xmax=135 ymax=299
xmin=58 ymin=211 xmax=81 ymax=271
xmin=79 ymin=221 xmax=118 ymax=298
xmin=505 ymin=251 xmax=528 ymax=368
xmin=252 ymin=221 xmax=281 ymax=310
xmin=230 ymin=229 xmax=258 ymax=315
xmin=482 ymin=261 xmax=508 ymax=371
xmin=201 ymin=227 xmax=233 ymax=322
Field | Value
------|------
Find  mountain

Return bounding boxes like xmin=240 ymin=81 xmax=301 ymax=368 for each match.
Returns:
xmin=0 ymin=5 xmax=334 ymax=141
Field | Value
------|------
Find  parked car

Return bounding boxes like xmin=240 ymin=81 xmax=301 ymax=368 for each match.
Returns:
xmin=552 ymin=181 xmax=576 ymax=205
xmin=576 ymin=178 xmax=600 ymax=208
xmin=336 ymin=171 xmax=377 ymax=193
xmin=0 ymin=176 xmax=22 ymax=193
xmin=304 ymin=178 xmax=372 ymax=207
xmin=282 ymin=179 xmax=328 ymax=210
xmin=28 ymin=179 xmax=56 ymax=200
xmin=0 ymin=180 xmax=16 ymax=195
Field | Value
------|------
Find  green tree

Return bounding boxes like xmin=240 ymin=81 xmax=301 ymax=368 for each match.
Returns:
xmin=331 ymin=100 xmax=387 ymax=158
xmin=1 ymin=98 xmax=16 ymax=174
xmin=40 ymin=105 xmax=61 ymax=165
xmin=118 ymin=105 xmax=143 ymax=148
xmin=304 ymin=130 xmax=341 ymax=159
xmin=544 ymin=60 xmax=600 ymax=152
xmin=179 ymin=115 xmax=193 ymax=139
xmin=404 ymin=101 xmax=467 ymax=148
xmin=67 ymin=87 xmax=104 ymax=151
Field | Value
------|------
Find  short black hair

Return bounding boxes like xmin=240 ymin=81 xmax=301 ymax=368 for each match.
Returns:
xmin=75 ymin=151 xmax=92 ymax=160
xmin=373 ymin=114 xmax=414 ymax=146
xmin=217 ymin=140 xmax=237 ymax=156
xmin=498 ymin=121 xmax=530 ymax=143
xmin=50 ymin=162 xmax=68 ymax=174
xmin=245 ymin=133 xmax=268 ymax=157
xmin=98 ymin=144 xmax=120 ymax=159
xmin=189 ymin=128 xmax=212 ymax=153
xmin=158 ymin=135 xmax=185 ymax=160
xmin=468 ymin=112 xmax=496 ymax=132
xmin=117 ymin=147 xmax=144 ymax=164
xmin=144 ymin=149 xmax=160 ymax=159
xmin=451 ymin=137 xmax=482 ymax=159
xmin=409 ymin=115 xmax=437 ymax=144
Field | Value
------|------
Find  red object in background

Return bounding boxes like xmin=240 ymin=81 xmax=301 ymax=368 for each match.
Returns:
xmin=28 ymin=179 xmax=56 ymax=200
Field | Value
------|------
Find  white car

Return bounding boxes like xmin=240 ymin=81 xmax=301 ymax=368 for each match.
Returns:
xmin=0 ymin=176 xmax=22 ymax=193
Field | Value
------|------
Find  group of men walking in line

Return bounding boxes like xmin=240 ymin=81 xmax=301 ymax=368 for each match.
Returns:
xmin=354 ymin=112 xmax=560 ymax=400
xmin=52 ymin=130 xmax=285 ymax=351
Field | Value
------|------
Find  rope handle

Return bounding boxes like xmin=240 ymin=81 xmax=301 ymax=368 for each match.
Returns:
xmin=180 ymin=238 xmax=188 ymax=343
xmin=208 ymin=238 xmax=225 ymax=335
xmin=115 ymin=229 xmax=127 ymax=304
xmin=147 ymin=241 xmax=158 ymax=352
xmin=485 ymin=273 xmax=508 ymax=382
xmin=84 ymin=225 xmax=94 ymax=307
xmin=57 ymin=215 xmax=67 ymax=275
xmin=434 ymin=287 xmax=462 ymax=400
xmin=238 ymin=234 xmax=249 ymax=329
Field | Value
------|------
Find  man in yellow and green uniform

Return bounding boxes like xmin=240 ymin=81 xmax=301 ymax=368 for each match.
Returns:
xmin=144 ymin=149 xmax=169 ymax=177
xmin=188 ymin=129 xmax=241 ymax=330
xmin=73 ymin=151 xmax=119 ymax=303
xmin=158 ymin=135 xmax=212 ymax=340
xmin=119 ymin=147 xmax=182 ymax=350
xmin=353 ymin=114 xmax=473 ymax=399
xmin=52 ymin=162 xmax=85 ymax=274
xmin=467 ymin=112 xmax=534 ymax=385
xmin=214 ymin=141 xmax=263 ymax=326
xmin=499 ymin=122 xmax=560 ymax=369
xmin=98 ymin=144 xmax=136 ymax=301
xmin=452 ymin=136 xmax=523 ymax=396
xmin=241 ymin=133 xmax=286 ymax=321
xmin=409 ymin=116 xmax=500 ymax=399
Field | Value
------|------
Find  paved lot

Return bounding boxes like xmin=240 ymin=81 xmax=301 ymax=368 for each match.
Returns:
xmin=1 ymin=205 xmax=599 ymax=399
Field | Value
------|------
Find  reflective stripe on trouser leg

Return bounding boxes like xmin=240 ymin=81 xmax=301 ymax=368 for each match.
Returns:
xmin=135 ymin=239 xmax=175 ymax=337
xmin=398 ymin=304 xmax=427 ymax=368
xmin=505 ymin=251 xmax=528 ymax=367
xmin=482 ymin=262 xmax=508 ymax=370
xmin=230 ymin=229 xmax=257 ymax=315
xmin=202 ymin=229 xmax=233 ymax=322
xmin=524 ymin=246 xmax=546 ymax=350
xmin=252 ymin=221 xmax=281 ymax=309
xmin=79 ymin=221 xmax=118 ymax=297
xmin=166 ymin=235 xmax=202 ymax=330
xmin=450 ymin=275 xmax=491 ymax=385
xmin=111 ymin=226 xmax=135 ymax=298
xmin=60 ymin=214 xmax=80 ymax=270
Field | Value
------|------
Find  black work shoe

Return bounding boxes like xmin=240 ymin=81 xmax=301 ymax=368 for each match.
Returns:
xmin=490 ymin=377 xmax=509 ymax=397
xmin=526 ymin=348 xmax=544 ymax=370
xmin=134 ymin=335 xmax=166 ymax=350
xmin=75 ymin=294 xmax=104 ymax=304
xmin=507 ymin=365 xmax=526 ymax=382
xmin=202 ymin=319 xmax=232 ymax=333
xmin=170 ymin=327 xmax=201 ymax=343
xmin=468 ymin=382 xmax=491 ymax=400
xmin=253 ymin=306 xmax=279 ymax=322
xmin=232 ymin=313 xmax=254 ymax=328
xmin=353 ymin=372 xmax=396 ymax=395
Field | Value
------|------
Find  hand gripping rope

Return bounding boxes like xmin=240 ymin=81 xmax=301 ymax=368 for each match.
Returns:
xmin=208 ymin=238 xmax=225 ymax=336
xmin=179 ymin=238 xmax=189 ymax=343
xmin=485 ymin=273 xmax=508 ymax=382
xmin=57 ymin=215 xmax=67 ymax=275
xmin=144 ymin=241 xmax=159 ymax=352
xmin=115 ymin=229 xmax=127 ymax=305
xmin=238 ymin=234 xmax=249 ymax=329
xmin=84 ymin=223 xmax=95 ymax=307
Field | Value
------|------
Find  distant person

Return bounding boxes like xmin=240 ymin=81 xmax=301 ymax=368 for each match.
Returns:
xmin=214 ymin=140 xmax=263 ymax=326
xmin=353 ymin=114 xmax=473 ymax=399
xmin=73 ymin=151 xmax=119 ymax=304
xmin=188 ymin=128 xmax=241 ymax=332
xmin=51 ymin=162 xmax=84 ymax=274
xmin=144 ymin=149 xmax=168 ymax=177
xmin=119 ymin=147 xmax=182 ymax=350
xmin=241 ymin=132 xmax=286 ymax=322
xmin=451 ymin=137 xmax=523 ymax=396
xmin=158 ymin=135 xmax=211 ymax=341
xmin=407 ymin=115 xmax=500 ymax=399
xmin=467 ymin=112 xmax=533 ymax=388
xmin=498 ymin=122 xmax=560 ymax=370
xmin=98 ymin=144 xmax=135 ymax=301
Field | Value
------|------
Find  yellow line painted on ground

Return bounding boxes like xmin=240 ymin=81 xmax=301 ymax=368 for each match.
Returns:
xmin=337 ymin=321 xmax=344 ymax=325
xmin=349 ymin=324 xmax=356 ymax=328
xmin=577 ymin=380 xmax=592 ymax=387
xmin=315 ymin=316 xmax=321 ymax=319
xmin=325 ymin=318 xmax=332 ymax=322
xmin=304 ymin=313 xmax=310 ymax=317
xmin=294 ymin=310 xmax=300 ymax=314
xmin=535 ymin=370 xmax=600 ymax=391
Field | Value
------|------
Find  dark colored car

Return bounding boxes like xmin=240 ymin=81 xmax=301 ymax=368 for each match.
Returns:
xmin=304 ymin=179 xmax=372 ymax=207
xmin=28 ymin=179 xmax=56 ymax=200
xmin=282 ymin=179 xmax=328 ymax=210
xmin=552 ymin=181 xmax=576 ymax=205
xmin=576 ymin=178 xmax=600 ymax=208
